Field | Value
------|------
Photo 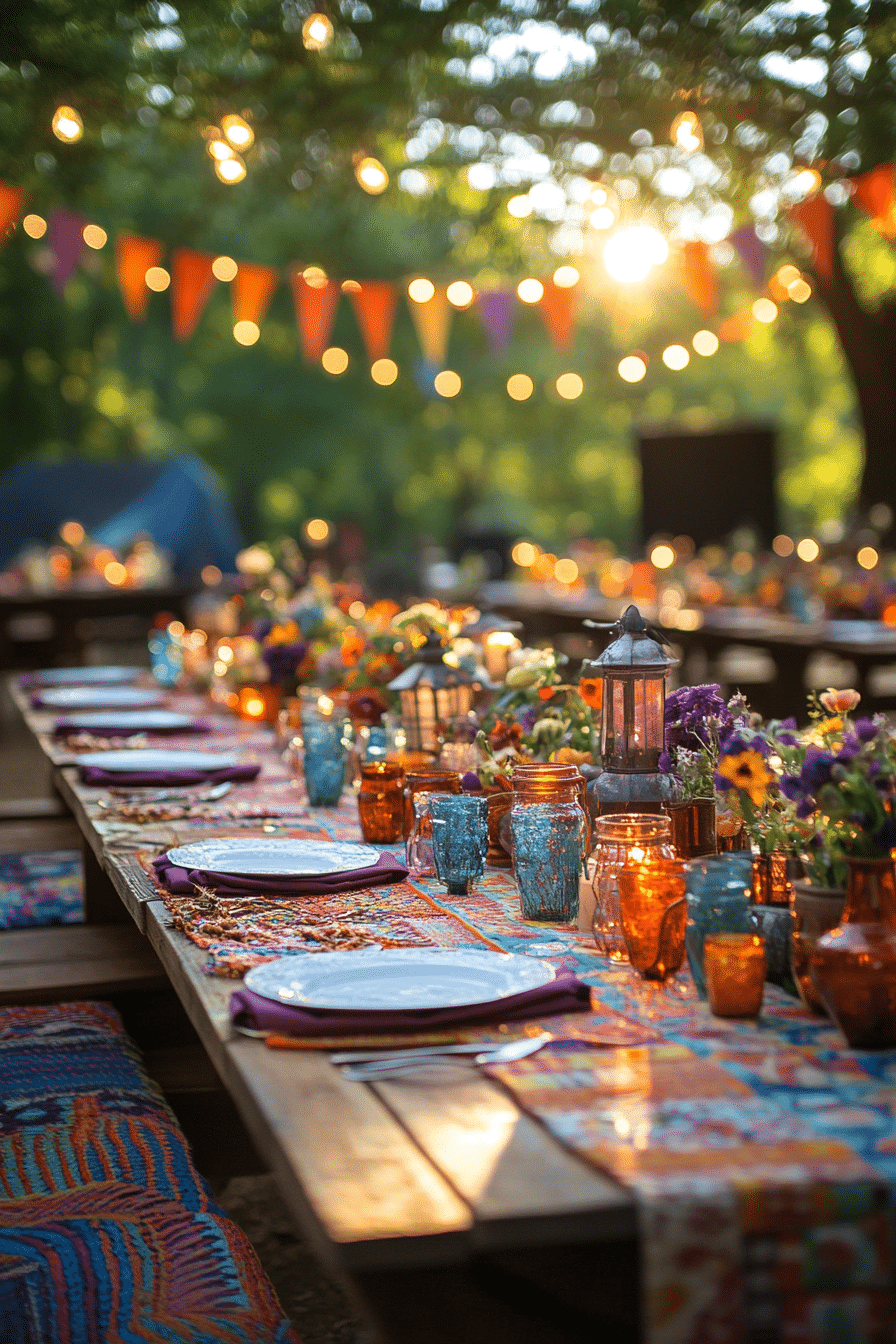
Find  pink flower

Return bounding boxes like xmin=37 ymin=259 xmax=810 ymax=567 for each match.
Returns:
xmin=819 ymin=688 xmax=860 ymax=714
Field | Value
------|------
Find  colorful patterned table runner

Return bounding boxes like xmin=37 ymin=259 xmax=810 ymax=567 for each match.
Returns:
xmin=58 ymin=687 xmax=896 ymax=1342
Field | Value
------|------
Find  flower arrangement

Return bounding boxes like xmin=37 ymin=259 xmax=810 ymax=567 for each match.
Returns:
xmin=661 ymin=683 xmax=737 ymax=801
xmin=713 ymin=705 xmax=813 ymax=856
xmin=777 ymin=690 xmax=896 ymax=888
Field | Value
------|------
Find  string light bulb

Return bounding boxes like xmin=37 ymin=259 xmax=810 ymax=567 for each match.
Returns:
xmin=215 ymin=155 xmax=247 ymax=184
xmin=354 ymin=156 xmax=388 ymax=194
xmin=220 ymin=113 xmax=254 ymax=151
xmin=52 ymin=105 xmax=83 ymax=143
xmin=302 ymin=13 xmax=334 ymax=50
xmin=671 ymin=111 xmax=703 ymax=153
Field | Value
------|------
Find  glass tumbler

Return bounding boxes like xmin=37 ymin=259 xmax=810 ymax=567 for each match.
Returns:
xmin=430 ymin=794 xmax=489 ymax=895
xmin=590 ymin=814 xmax=675 ymax=961
xmin=301 ymin=720 xmax=347 ymax=807
xmin=617 ymin=857 xmax=688 ymax=979
xmin=510 ymin=767 xmax=585 ymax=922
xmin=684 ymin=852 xmax=756 ymax=998
xmin=357 ymin=762 xmax=405 ymax=843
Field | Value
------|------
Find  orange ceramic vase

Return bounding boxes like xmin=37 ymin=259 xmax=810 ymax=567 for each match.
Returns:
xmin=809 ymin=857 xmax=896 ymax=1048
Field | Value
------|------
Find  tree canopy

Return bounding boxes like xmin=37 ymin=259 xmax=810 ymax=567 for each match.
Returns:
xmin=0 ymin=1 xmax=894 ymax=572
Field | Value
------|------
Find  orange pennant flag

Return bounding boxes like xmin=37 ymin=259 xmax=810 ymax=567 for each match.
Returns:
xmin=0 ymin=182 xmax=28 ymax=243
xmin=851 ymin=164 xmax=896 ymax=240
xmin=117 ymin=234 xmax=164 ymax=321
xmin=718 ymin=308 xmax=756 ymax=343
xmin=407 ymin=287 xmax=452 ymax=366
xmin=349 ymin=281 xmax=398 ymax=363
xmin=787 ymin=194 xmax=835 ymax=280
xmin=290 ymin=272 xmax=341 ymax=362
xmin=171 ymin=249 xmax=217 ymax=340
xmin=232 ymin=262 xmax=278 ymax=329
xmin=539 ymin=282 xmax=577 ymax=350
xmin=681 ymin=242 xmax=718 ymax=314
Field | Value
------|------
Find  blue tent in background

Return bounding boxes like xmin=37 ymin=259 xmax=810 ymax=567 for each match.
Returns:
xmin=0 ymin=453 xmax=243 ymax=576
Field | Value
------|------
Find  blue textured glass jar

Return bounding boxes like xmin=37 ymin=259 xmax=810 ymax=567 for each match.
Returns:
xmin=510 ymin=767 xmax=585 ymax=922
xmin=684 ymin=852 xmax=756 ymax=997
xmin=302 ymin=721 xmax=347 ymax=807
xmin=430 ymin=794 xmax=489 ymax=896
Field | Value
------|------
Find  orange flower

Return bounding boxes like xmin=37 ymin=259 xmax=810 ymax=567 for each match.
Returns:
xmin=538 ymin=686 xmax=555 ymax=701
xmin=578 ymin=677 xmax=603 ymax=710
xmin=366 ymin=599 xmax=401 ymax=627
xmin=819 ymin=688 xmax=860 ymax=714
xmin=340 ymin=628 xmax=366 ymax=666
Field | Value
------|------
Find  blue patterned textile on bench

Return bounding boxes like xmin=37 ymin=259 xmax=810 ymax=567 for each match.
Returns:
xmin=0 ymin=850 xmax=83 ymax=928
xmin=0 ymin=1001 xmax=299 ymax=1343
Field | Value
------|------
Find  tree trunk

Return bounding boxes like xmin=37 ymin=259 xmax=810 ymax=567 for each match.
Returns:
xmin=811 ymin=231 xmax=896 ymax=536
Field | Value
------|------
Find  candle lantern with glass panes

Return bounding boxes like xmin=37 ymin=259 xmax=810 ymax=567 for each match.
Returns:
xmin=387 ymin=630 xmax=479 ymax=757
xmin=582 ymin=605 xmax=678 ymax=819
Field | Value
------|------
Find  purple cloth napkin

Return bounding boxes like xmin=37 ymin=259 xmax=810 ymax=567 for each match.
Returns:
xmin=153 ymin=849 xmax=408 ymax=897
xmin=230 ymin=971 xmax=592 ymax=1037
xmin=78 ymin=762 xmax=261 ymax=787
xmin=54 ymin=717 xmax=212 ymax=736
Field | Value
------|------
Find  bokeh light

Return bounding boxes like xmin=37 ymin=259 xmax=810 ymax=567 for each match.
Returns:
xmin=506 ymin=374 xmax=534 ymax=401
xmin=662 ymin=344 xmax=690 ymax=370
xmin=752 ymin=298 xmax=778 ymax=323
xmin=355 ymin=157 xmax=388 ymax=194
xmin=408 ymin=277 xmax=436 ymax=303
xmin=604 ymin=226 xmax=669 ymax=283
xmin=233 ymin=320 xmax=260 ymax=345
xmin=650 ymin=544 xmax=675 ymax=569
xmin=857 ymin=546 xmax=879 ymax=570
xmin=512 ymin=541 xmax=537 ymax=567
xmin=555 ymin=373 xmax=583 ymax=400
xmin=517 ymin=278 xmax=544 ymax=303
xmin=322 ymin=347 xmax=349 ymax=374
xmin=302 ymin=13 xmax=334 ymax=49
xmin=671 ymin=110 xmax=703 ymax=152
xmin=215 ymin=155 xmax=247 ymax=183
xmin=212 ymin=255 xmax=238 ymax=281
xmin=772 ymin=534 xmax=795 ymax=557
xmin=82 ymin=224 xmax=107 ymax=249
xmin=434 ymin=370 xmax=461 ymax=397
xmin=221 ymin=113 xmax=254 ymax=151
xmin=618 ymin=355 xmax=647 ymax=383
xmin=552 ymin=266 xmax=579 ymax=288
xmin=52 ymin=105 xmax=83 ymax=143
xmin=553 ymin=558 xmax=579 ymax=584
xmin=22 ymin=214 xmax=47 ymax=239
xmin=692 ymin=329 xmax=719 ymax=356
xmin=371 ymin=358 xmax=398 ymax=385
xmin=446 ymin=281 xmax=474 ymax=308
xmin=796 ymin=538 xmax=820 ymax=562
xmin=145 ymin=267 xmax=170 ymax=292
xmin=305 ymin=518 xmax=331 ymax=544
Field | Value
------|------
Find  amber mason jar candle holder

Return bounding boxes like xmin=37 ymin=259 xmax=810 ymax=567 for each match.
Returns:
xmin=663 ymin=798 xmax=717 ymax=861
xmin=357 ymin=763 xmax=405 ymax=844
xmin=590 ymin=813 xmax=675 ymax=961
xmin=703 ymin=933 xmax=766 ymax=1017
xmin=401 ymin=770 xmax=461 ymax=840
xmin=510 ymin=766 xmax=585 ymax=922
xmin=617 ymin=858 xmax=687 ymax=980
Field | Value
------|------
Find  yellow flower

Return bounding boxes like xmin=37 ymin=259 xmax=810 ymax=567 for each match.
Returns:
xmin=816 ymin=716 xmax=843 ymax=737
xmin=717 ymin=749 xmax=776 ymax=807
xmin=265 ymin=620 xmax=300 ymax=646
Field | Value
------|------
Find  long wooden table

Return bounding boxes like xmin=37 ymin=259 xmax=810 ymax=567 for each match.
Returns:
xmin=11 ymin=684 xmax=642 ymax=1344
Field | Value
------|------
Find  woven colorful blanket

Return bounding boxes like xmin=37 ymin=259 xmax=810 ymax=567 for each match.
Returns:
xmin=0 ymin=1001 xmax=298 ymax=1344
xmin=0 ymin=849 xmax=83 ymax=928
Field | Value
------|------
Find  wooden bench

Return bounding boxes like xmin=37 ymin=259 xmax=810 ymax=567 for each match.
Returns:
xmin=0 ymin=922 xmax=169 ymax=1005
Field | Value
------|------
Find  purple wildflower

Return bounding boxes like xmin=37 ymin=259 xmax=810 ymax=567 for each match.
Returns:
xmin=461 ymin=771 xmax=483 ymax=792
xmin=799 ymin=746 xmax=837 ymax=793
xmin=854 ymin=718 xmax=879 ymax=743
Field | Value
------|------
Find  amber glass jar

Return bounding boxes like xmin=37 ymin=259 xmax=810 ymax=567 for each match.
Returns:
xmin=357 ymin=762 xmax=405 ymax=844
xmin=401 ymin=770 xmax=461 ymax=840
xmin=590 ymin=813 xmax=675 ymax=961
xmin=810 ymin=857 xmax=896 ymax=1048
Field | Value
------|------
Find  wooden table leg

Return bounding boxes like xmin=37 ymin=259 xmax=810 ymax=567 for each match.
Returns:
xmin=82 ymin=838 xmax=130 ymax=925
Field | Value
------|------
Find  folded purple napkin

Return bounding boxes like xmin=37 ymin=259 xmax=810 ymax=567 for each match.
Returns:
xmin=153 ymin=848 xmax=408 ymax=897
xmin=78 ymin=762 xmax=261 ymax=787
xmin=230 ymin=971 xmax=593 ymax=1037
xmin=54 ymin=717 xmax=212 ymax=736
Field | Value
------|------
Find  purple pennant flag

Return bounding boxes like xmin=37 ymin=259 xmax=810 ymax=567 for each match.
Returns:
xmin=730 ymin=224 xmax=766 ymax=291
xmin=49 ymin=209 xmax=87 ymax=294
xmin=477 ymin=289 xmax=516 ymax=353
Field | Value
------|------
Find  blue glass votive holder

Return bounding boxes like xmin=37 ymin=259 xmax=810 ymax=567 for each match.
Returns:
xmin=684 ymin=852 xmax=757 ymax=998
xmin=429 ymin=794 xmax=489 ymax=895
xmin=302 ymin=721 xmax=347 ymax=807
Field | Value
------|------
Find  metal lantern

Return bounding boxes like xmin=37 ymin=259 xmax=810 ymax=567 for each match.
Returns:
xmin=387 ymin=630 xmax=478 ymax=756
xmin=581 ymin=604 xmax=678 ymax=816
xmin=461 ymin=609 xmax=523 ymax=680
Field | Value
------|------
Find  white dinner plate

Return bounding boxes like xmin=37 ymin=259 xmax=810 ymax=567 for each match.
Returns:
xmin=165 ymin=837 xmax=381 ymax=876
xmin=31 ymin=666 xmax=146 ymax=686
xmin=244 ymin=948 xmax=557 ymax=1010
xmin=75 ymin=749 xmax=239 ymax=773
xmin=56 ymin=710 xmax=198 ymax=732
xmin=37 ymin=686 xmax=168 ymax=710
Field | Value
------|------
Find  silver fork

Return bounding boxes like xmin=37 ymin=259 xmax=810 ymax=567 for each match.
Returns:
xmin=334 ymin=1032 xmax=553 ymax=1080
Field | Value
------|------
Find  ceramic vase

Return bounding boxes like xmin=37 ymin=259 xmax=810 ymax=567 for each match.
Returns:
xmin=789 ymin=879 xmax=847 ymax=1014
xmin=809 ymin=857 xmax=896 ymax=1048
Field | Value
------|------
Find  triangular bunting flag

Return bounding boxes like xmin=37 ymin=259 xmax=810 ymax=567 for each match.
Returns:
xmin=681 ymin=242 xmax=718 ymax=315
xmin=718 ymin=308 xmax=756 ymax=343
xmin=290 ymin=272 xmax=341 ymax=362
xmin=0 ymin=182 xmax=28 ymax=243
xmin=232 ymin=262 xmax=278 ymax=329
xmin=117 ymin=234 xmax=164 ymax=321
xmin=171 ymin=249 xmax=217 ymax=340
xmin=730 ymin=225 xmax=766 ymax=290
xmin=49 ymin=209 xmax=87 ymax=295
xmin=408 ymin=287 xmax=452 ymax=366
xmin=539 ymin=282 xmax=577 ymax=350
xmin=348 ymin=281 xmax=398 ymax=363
xmin=787 ymin=194 xmax=835 ymax=280
xmin=851 ymin=164 xmax=896 ymax=240
xmin=477 ymin=290 xmax=515 ymax=352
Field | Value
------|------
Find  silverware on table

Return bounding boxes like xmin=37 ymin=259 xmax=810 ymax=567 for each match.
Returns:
xmin=333 ymin=1032 xmax=553 ymax=1080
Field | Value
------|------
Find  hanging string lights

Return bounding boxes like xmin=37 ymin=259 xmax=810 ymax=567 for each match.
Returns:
xmin=354 ymin=156 xmax=388 ymax=194
xmin=51 ymin=105 xmax=83 ymax=143
xmin=220 ymin=113 xmax=254 ymax=152
xmin=302 ymin=13 xmax=334 ymax=50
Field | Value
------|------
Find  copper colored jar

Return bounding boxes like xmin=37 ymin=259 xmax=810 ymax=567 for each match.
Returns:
xmin=664 ymin=798 xmax=717 ymax=860
xmin=617 ymin=857 xmax=687 ymax=979
xmin=590 ymin=813 xmax=675 ymax=961
xmin=810 ymin=857 xmax=896 ymax=1048
xmin=357 ymin=762 xmax=405 ymax=844
xmin=402 ymin=770 xmax=461 ymax=840
xmin=485 ymin=788 xmax=514 ymax=867
xmin=704 ymin=932 xmax=766 ymax=1017
xmin=752 ymin=851 xmax=801 ymax=907
xmin=789 ymin=879 xmax=846 ymax=1014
